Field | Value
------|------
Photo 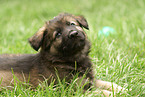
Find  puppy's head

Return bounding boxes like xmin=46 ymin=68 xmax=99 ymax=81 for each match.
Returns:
xmin=29 ymin=13 xmax=90 ymax=56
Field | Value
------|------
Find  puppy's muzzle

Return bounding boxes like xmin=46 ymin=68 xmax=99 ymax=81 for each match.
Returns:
xmin=69 ymin=30 xmax=78 ymax=38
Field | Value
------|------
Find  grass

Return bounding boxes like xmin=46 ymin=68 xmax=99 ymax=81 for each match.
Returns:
xmin=0 ymin=0 xmax=145 ymax=96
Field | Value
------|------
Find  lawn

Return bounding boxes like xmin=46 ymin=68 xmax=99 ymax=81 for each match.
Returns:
xmin=0 ymin=0 xmax=145 ymax=96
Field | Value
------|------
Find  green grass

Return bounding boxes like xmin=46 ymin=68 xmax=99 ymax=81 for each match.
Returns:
xmin=0 ymin=0 xmax=145 ymax=96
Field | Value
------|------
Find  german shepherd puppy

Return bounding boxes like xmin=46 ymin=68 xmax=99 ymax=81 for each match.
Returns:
xmin=0 ymin=13 xmax=123 ymax=96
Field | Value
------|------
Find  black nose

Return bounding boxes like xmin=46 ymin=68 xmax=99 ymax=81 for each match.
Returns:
xmin=69 ymin=30 xmax=78 ymax=38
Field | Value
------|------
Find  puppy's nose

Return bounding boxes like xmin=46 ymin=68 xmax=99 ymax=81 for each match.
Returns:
xmin=69 ymin=30 xmax=78 ymax=38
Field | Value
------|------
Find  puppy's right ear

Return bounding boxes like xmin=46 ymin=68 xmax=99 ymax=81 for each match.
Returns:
xmin=29 ymin=22 xmax=48 ymax=51
xmin=75 ymin=15 xmax=89 ymax=30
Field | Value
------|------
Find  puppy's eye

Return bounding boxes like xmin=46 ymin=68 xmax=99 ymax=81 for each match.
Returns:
xmin=55 ymin=32 xmax=62 ymax=38
xmin=66 ymin=22 xmax=70 ymax=25
xmin=71 ymin=23 xmax=75 ymax=25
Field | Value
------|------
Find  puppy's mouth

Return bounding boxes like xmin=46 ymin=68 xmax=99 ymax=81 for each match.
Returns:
xmin=62 ymin=40 xmax=85 ymax=55
xmin=60 ymin=32 xmax=86 ymax=56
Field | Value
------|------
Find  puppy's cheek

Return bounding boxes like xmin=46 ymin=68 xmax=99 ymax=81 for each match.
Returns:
xmin=50 ymin=45 xmax=58 ymax=54
xmin=54 ymin=38 xmax=62 ymax=48
xmin=50 ymin=39 xmax=62 ymax=54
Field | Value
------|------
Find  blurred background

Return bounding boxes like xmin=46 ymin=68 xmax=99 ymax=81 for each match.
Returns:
xmin=0 ymin=0 xmax=145 ymax=54
xmin=0 ymin=0 xmax=145 ymax=53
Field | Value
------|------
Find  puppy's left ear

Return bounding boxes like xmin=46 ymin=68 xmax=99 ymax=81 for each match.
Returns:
xmin=28 ymin=22 xmax=48 ymax=51
xmin=75 ymin=15 xmax=89 ymax=30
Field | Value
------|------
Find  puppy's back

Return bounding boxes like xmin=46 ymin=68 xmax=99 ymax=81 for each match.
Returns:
xmin=0 ymin=54 xmax=36 ymax=72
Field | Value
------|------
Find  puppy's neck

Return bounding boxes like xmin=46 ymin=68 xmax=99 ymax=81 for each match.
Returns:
xmin=39 ymin=45 xmax=90 ymax=64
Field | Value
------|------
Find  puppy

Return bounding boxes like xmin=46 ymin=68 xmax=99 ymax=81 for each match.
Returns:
xmin=0 ymin=13 xmax=123 ymax=96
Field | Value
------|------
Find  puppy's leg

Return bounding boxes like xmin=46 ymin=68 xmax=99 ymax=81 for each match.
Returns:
xmin=101 ymin=90 xmax=114 ymax=97
xmin=95 ymin=79 xmax=123 ymax=93
xmin=87 ymin=89 xmax=114 ymax=97
xmin=76 ymin=78 xmax=115 ymax=97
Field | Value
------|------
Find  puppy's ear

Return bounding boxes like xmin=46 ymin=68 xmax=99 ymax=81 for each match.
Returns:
xmin=75 ymin=15 xmax=89 ymax=30
xmin=29 ymin=22 xmax=48 ymax=51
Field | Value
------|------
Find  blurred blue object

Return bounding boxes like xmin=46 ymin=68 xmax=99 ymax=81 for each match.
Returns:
xmin=98 ymin=26 xmax=115 ymax=36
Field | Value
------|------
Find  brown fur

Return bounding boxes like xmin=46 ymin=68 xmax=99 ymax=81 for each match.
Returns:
xmin=0 ymin=13 xmax=124 ymax=96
